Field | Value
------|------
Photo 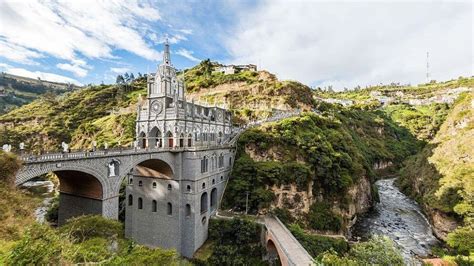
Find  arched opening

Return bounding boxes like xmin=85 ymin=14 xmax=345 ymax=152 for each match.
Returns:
xmin=128 ymin=195 xmax=133 ymax=206
xmin=185 ymin=204 xmax=191 ymax=217
xmin=186 ymin=185 xmax=191 ymax=192
xmin=200 ymin=192 xmax=208 ymax=214
xmin=167 ymin=184 xmax=172 ymax=190
xmin=133 ymin=159 xmax=174 ymax=179
xmin=187 ymin=134 xmax=192 ymax=147
xmin=218 ymin=131 xmax=223 ymax=144
xmin=152 ymin=200 xmax=157 ymax=212
xmin=149 ymin=127 xmax=162 ymax=148
xmin=138 ymin=132 xmax=147 ymax=148
xmin=202 ymin=182 xmax=206 ymax=189
xmin=210 ymin=188 xmax=217 ymax=210
xmin=152 ymin=182 xmax=157 ymax=188
xmin=138 ymin=197 xmax=143 ymax=209
xmin=166 ymin=131 xmax=174 ymax=148
xmin=167 ymin=202 xmax=172 ymax=215
xmin=266 ymin=240 xmax=282 ymax=265
xmin=51 ymin=170 xmax=104 ymax=226
xmin=179 ymin=133 xmax=184 ymax=148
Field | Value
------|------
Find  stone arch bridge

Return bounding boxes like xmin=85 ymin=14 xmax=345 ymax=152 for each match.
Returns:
xmin=16 ymin=144 xmax=234 ymax=226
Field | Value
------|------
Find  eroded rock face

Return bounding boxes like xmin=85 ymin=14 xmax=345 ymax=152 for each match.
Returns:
xmin=426 ymin=208 xmax=459 ymax=241
xmin=343 ymin=176 xmax=373 ymax=228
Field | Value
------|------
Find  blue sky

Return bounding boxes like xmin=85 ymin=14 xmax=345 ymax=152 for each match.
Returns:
xmin=0 ymin=0 xmax=472 ymax=90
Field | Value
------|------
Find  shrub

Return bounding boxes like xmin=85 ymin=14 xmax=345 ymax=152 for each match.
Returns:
xmin=447 ymin=226 xmax=474 ymax=254
xmin=60 ymin=215 xmax=123 ymax=243
xmin=7 ymin=223 xmax=68 ymax=265
xmin=0 ymin=151 xmax=20 ymax=186
xmin=208 ymin=218 xmax=265 ymax=265
xmin=307 ymin=202 xmax=343 ymax=232
xmin=348 ymin=235 xmax=404 ymax=265
xmin=289 ymin=224 xmax=349 ymax=257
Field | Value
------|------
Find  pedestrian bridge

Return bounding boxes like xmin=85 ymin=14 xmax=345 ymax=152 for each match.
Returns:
xmin=264 ymin=216 xmax=314 ymax=266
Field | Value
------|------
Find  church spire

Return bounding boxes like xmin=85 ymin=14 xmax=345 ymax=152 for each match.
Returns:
xmin=163 ymin=38 xmax=171 ymax=65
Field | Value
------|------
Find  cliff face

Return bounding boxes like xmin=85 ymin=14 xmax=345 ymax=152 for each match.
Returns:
xmin=398 ymin=92 xmax=473 ymax=244
xmin=223 ymin=107 xmax=418 ymax=234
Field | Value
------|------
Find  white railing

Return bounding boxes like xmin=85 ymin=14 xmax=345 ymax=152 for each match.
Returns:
xmin=19 ymin=142 xmax=235 ymax=163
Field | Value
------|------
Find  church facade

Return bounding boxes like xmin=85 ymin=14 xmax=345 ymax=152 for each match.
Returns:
xmin=125 ymin=41 xmax=236 ymax=257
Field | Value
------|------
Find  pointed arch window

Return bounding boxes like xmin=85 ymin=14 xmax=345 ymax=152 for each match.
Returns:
xmin=128 ymin=194 xmax=133 ymax=206
xmin=138 ymin=197 xmax=143 ymax=209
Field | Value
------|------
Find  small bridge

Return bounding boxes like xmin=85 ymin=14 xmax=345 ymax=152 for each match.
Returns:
xmin=264 ymin=216 xmax=314 ymax=266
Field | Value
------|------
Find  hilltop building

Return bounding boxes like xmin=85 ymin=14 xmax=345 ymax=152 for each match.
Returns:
xmin=214 ymin=64 xmax=257 ymax=75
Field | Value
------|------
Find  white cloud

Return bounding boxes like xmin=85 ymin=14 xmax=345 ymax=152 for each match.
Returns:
xmin=110 ymin=67 xmax=131 ymax=74
xmin=176 ymin=48 xmax=200 ymax=62
xmin=0 ymin=0 xmax=162 ymax=74
xmin=3 ymin=67 xmax=82 ymax=85
xmin=227 ymin=0 xmax=473 ymax=90
xmin=0 ymin=39 xmax=43 ymax=65
xmin=56 ymin=58 xmax=91 ymax=77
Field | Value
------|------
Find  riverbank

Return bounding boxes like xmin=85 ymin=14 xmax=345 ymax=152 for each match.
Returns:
xmin=351 ymin=178 xmax=441 ymax=264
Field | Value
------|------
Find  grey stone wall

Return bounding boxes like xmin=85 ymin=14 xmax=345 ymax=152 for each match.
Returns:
xmin=58 ymin=193 xmax=102 ymax=225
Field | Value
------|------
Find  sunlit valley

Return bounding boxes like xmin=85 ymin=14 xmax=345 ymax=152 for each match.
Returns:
xmin=0 ymin=1 xmax=472 ymax=265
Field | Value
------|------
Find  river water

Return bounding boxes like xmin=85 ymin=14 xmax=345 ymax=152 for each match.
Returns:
xmin=351 ymin=178 xmax=440 ymax=264
xmin=20 ymin=180 xmax=55 ymax=223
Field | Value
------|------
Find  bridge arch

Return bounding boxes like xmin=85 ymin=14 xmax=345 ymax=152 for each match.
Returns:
xmin=266 ymin=239 xmax=283 ymax=265
xmin=17 ymin=164 xmax=108 ymax=225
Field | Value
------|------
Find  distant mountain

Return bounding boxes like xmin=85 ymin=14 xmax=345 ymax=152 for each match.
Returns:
xmin=0 ymin=72 xmax=81 ymax=114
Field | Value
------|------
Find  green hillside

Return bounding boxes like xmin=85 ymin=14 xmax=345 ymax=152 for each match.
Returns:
xmin=398 ymin=92 xmax=474 ymax=256
xmin=223 ymin=104 xmax=419 ymax=233
xmin=0 ymin=73 xmax=79 ymax=114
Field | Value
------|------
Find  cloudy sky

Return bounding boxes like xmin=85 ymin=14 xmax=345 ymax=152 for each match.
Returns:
xmin=0 ymin=0 xmax=472 ymax=89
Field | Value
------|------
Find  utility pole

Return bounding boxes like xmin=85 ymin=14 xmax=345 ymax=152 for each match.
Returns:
xmin=245 ymin=191 xmax=249 ymax=215
xmin=426 ymin=51 xmax=430 ymax=83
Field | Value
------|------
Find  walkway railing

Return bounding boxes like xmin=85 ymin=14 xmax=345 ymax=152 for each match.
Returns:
xmin=19 ymin=142 xmax=235 ymax=163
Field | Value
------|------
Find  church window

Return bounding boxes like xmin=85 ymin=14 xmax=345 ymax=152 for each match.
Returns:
xmin=219 ymin=154 xmax=224 ymax=168
xmin=138 ymin=197 xmax=143 ymax=209
xmin=138 ymin=180 xmax=143 ymax=187
xmin=152 ymin=182 xmax=157 ymax=188
xmin=212 ymin=179 xmax=215 ymax=185
xmin=128 ymin=195 xmax=133 ymax=206
xmin=187 ymin=185 xmax=191 ymax=192
xmin=185 ymin=204 xmax=191 ymax=217
xmin=202 ymin=182 xmax=206 ymax=189
xmin=167 ymin=202 xmax=172 ymax=215
xmin=168 ymin=184 xmax=172 ymax=190
xmin=152 ymin=200 xmax=157 ymax=212
xmin=200 ymin=192 xmax=208 ymax=213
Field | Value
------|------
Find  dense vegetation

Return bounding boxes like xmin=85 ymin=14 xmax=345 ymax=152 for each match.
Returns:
xmin=5 ymin=216 xmax=187 ymax=265
xmin=398 ymin=92 xmax=474 ymax=261
xmin=223 ymin=105 xmax=419 ymax=232
xmin=0 ymin=81 xmax=144 ymax=152
xmin=194 ymin=218 xmax=266 ymax=265
xmin=317 ymin=235 xmax=404 ymax=265
xmin=316 ymin=77 xmax=474 ymax=101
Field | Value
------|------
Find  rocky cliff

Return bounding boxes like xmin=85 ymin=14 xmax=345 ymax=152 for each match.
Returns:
xmin=398 ymin=91 xmax=473 ymax=253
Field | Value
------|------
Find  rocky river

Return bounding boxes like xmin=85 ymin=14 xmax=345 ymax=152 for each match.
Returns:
xmin=351 ymin=178 xmax=440 ymax=264
xmin=20 ymin=180 xmax=55 ymax=223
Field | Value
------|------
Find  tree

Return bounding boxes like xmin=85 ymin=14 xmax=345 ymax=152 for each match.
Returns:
xmin=116 ymin=75 xmax=125 ymax=84
xmin=123 ymin=72 xmax=130 ymax=82
xmin=129 ymin=73 xmax=135 ymax=82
